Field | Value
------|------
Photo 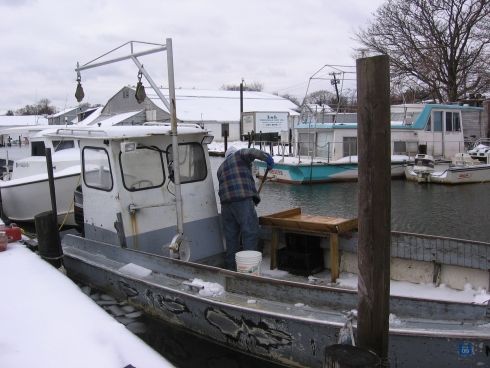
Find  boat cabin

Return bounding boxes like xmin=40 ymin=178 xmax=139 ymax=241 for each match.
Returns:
xmin=49 ymin=124 xmax=224 ymax=262
xmin=9 ymin=129 xmax=80 ymax=180
xmin=294 ymin=104 xmax=478 ymax=161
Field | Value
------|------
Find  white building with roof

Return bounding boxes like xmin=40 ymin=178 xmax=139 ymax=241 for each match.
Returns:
xmin=92 ymin=86 xmax=299 ymax=140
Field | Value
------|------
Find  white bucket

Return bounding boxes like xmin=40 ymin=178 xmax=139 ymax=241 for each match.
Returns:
xmin=235 ymin=250 xmax=262 ymax=276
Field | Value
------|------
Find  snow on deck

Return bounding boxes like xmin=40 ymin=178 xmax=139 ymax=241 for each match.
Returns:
xmin=0 ymin=243 xmax=173 ymax=368
xmin=259 ymin=256 xmax=489 ymax=305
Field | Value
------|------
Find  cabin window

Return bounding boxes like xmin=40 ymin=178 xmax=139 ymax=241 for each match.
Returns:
xmin=393 ymin=141 xmax=406 ymax=154
xmin=166 ymin=143 xmax=207 ymax=183
xmin=120 ymin=146 xmax=165 ymax=191
xmin=82 ymin=147 xmax=113 ymax=191
xmin=433 ymin=111 xmax=443 ymax=132
xmin=31 ymin=141 xmax=46 ymax=156
xmin=342 ymin=137 xmax=357 ymax=157
xmin=445 ymin=112 xmax=461 ymax=132
xmin=425 ymin=116 xmax=431 ymax=131
xmin=53 ymin=140 xmax=75 ymax=152
xmin=298 ymin=133 xmax=314 ymax=156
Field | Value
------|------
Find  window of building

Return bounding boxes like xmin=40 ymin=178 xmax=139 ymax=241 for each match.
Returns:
xmin=82 ymin=147 xmax=113 ymax=191
xmin=123 ymin=89 xmax=129 ymax=98
xmin=120 ymin=146 xmax=165 ymax=191
xmin=166 ymin=143 xmax=207 ymax=184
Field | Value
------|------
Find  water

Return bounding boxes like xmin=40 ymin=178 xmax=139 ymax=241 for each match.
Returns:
xmin=211 ymin=156 xmax=490 ymax=242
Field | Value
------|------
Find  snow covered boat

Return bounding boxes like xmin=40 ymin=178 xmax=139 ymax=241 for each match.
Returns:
xmin=406 ymin=152 xmax=490 ymax=184
xmin=0 ymin=129 xmax=81 ymax=225
xmin=254 ymin=103 xmax=481 ymax=184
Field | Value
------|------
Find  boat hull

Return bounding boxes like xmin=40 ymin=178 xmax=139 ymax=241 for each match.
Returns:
xmin=406 ymin=164 xmax=490 ymax=184
xmin=254 ymin=161 xmax=406 ymax=184
xmin=0 ymin=172 xmax=79 ymax=225
xmin=62 ymin=235 xmax=490 ymax=368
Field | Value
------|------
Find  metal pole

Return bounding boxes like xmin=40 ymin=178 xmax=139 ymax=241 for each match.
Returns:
xmin=356 ymin=55 xmax=390 ymax=364
xmin=240 ymin=79 xmax=244 ymax=141
xmin=45 ymin=148 xmax=58 ymax=226
xmin=166 ymin=38 xmax=184 ymax=236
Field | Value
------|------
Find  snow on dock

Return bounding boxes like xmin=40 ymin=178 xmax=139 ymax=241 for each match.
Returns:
xmin=0 ymin=242 xmax=174 ymax=368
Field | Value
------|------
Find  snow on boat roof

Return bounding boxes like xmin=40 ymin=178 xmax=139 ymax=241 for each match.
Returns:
xmin=46 ymin=123 xmax=206 ymax=140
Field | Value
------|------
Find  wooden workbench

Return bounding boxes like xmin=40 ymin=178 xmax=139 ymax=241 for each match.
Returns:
xmin=259 ymin=208 xmax=358 ymax=281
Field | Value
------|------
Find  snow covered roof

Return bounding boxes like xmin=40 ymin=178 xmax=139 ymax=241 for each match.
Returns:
xmin=77 ymin=106 xmax=104 ymax=126
xmin=94 ymin=110 xmax=143 ymax=127
xmin=138 ymin=88 xmax=299 ymax=122
xmin=0 ymin=115 xmax=48 ymax=126
xmin=48 ymin=106 xmax=80 ymax=118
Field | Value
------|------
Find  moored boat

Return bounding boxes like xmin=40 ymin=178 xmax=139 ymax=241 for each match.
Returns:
xmin=254 ymin=103 xmax=482 ymax=184
xmin=0 ymin=129 xmax=81 ymax=225
xmin=406 ymin=152 xmax=490 ymax=184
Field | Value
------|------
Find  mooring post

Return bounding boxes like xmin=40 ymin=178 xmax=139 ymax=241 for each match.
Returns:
xmin=224 ymin=130 xmax=228 ymax=155
xmin=45 ymin=148 xmax=58 ymax=226
xmin=356 ymin=54 xmax=391 ymax=363
xmin=36 ymin=147 xmax=62 ymax=268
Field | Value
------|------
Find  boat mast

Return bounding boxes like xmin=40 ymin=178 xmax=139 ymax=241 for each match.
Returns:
xmin=74 ymin=39 xmax=185 ymax=238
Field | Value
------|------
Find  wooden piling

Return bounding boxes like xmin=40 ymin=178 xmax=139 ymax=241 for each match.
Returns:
xmin=356 ymin=55 xmax=391 ymax=362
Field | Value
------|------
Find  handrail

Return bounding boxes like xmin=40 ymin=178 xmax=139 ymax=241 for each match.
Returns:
xmin=54 ymin=128 xmax=108 ymax=137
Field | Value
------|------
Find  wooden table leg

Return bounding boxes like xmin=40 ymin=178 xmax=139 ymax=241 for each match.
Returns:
xmin=270 ymin=228 xmax=279 ymax=270
xmin=330 ymin=233 xmax=339 ymax=282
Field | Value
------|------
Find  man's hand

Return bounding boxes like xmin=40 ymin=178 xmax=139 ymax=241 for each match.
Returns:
xmin=265 ymin=154 xmax=274 ymax=170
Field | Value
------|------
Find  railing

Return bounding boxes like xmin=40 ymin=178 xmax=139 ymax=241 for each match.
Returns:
xmin=340 ymin=231 xmax=490 ymax=271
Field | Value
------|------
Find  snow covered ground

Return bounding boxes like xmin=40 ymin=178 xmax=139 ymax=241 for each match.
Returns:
xmin=0 ymin=243 xmax=173 ymax=368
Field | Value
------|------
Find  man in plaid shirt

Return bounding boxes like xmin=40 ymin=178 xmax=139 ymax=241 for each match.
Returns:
xmin=217 ymin=146 xmax=274 ymax=270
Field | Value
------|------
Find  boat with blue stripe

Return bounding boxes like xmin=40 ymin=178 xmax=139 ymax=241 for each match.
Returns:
xmin=254 ymin=103 xmax=482 ymax=184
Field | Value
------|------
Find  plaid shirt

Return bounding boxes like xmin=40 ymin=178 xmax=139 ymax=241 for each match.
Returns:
xmin=217 ymin=148 xmax=268 ymax=204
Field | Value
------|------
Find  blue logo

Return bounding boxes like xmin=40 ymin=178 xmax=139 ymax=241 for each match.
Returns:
xmin=458 ymin=342 xmax=474 ymax=357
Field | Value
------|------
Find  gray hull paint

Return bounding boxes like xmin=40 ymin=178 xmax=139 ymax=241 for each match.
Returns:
xmin=84 ymin=214 xmax=223 ymax=261
xmin=62 ymin=235 xmax=490 ymax=368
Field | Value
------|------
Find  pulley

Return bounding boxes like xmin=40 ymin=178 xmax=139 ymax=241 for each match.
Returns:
xmin=135 ymin=69 xmax=146 ymax=104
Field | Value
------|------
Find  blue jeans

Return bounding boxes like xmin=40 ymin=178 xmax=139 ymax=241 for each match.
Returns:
xmin=221 ymin=198 xmax=259 ymax=270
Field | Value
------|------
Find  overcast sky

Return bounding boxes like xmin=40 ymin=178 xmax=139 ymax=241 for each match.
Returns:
xmin=0 ymin=0 xmax=384 ymax=113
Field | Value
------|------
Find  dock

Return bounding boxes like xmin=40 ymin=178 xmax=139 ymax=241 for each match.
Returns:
xmin=0 ymin=241 xmax=174 ymax=368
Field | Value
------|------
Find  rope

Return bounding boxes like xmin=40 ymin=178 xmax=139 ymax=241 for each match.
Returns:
xmin=58 ymin=174 xmax=82 ymax=231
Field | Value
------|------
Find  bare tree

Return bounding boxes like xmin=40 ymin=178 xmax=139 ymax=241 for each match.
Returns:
xmin=357 ymin=0 xmax=490 ymax=102
xmin=221 ymin=82 xmax=263 ymax=91
xmin=16 ymin=98 xmax=57 ymax=115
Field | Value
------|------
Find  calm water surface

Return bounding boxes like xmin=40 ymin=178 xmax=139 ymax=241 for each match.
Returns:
xmin=211 ymin=156 xmax=490 ymax=242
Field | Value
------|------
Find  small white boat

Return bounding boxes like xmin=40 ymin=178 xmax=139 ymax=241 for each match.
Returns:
xmin=406 ymin=152 xmax=490 ymax=184
xmin=0 ymin=129 xmax=81 ymax=225
xmin=404 ymin=153 xmax=435 ymax=183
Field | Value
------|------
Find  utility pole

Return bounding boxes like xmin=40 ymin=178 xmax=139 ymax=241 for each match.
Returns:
xmin=356 ymin=54 xmax=391 ymax=365
xmin=240 ymin=78 xmax=244 ymax=141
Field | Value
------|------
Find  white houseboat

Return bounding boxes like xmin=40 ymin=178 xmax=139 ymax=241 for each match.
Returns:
xmin=254 ymin=104 xmax=481 ymax=184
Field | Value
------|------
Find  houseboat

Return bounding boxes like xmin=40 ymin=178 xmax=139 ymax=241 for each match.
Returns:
xmin=254 ymin=104 xmax=481 ymax=184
